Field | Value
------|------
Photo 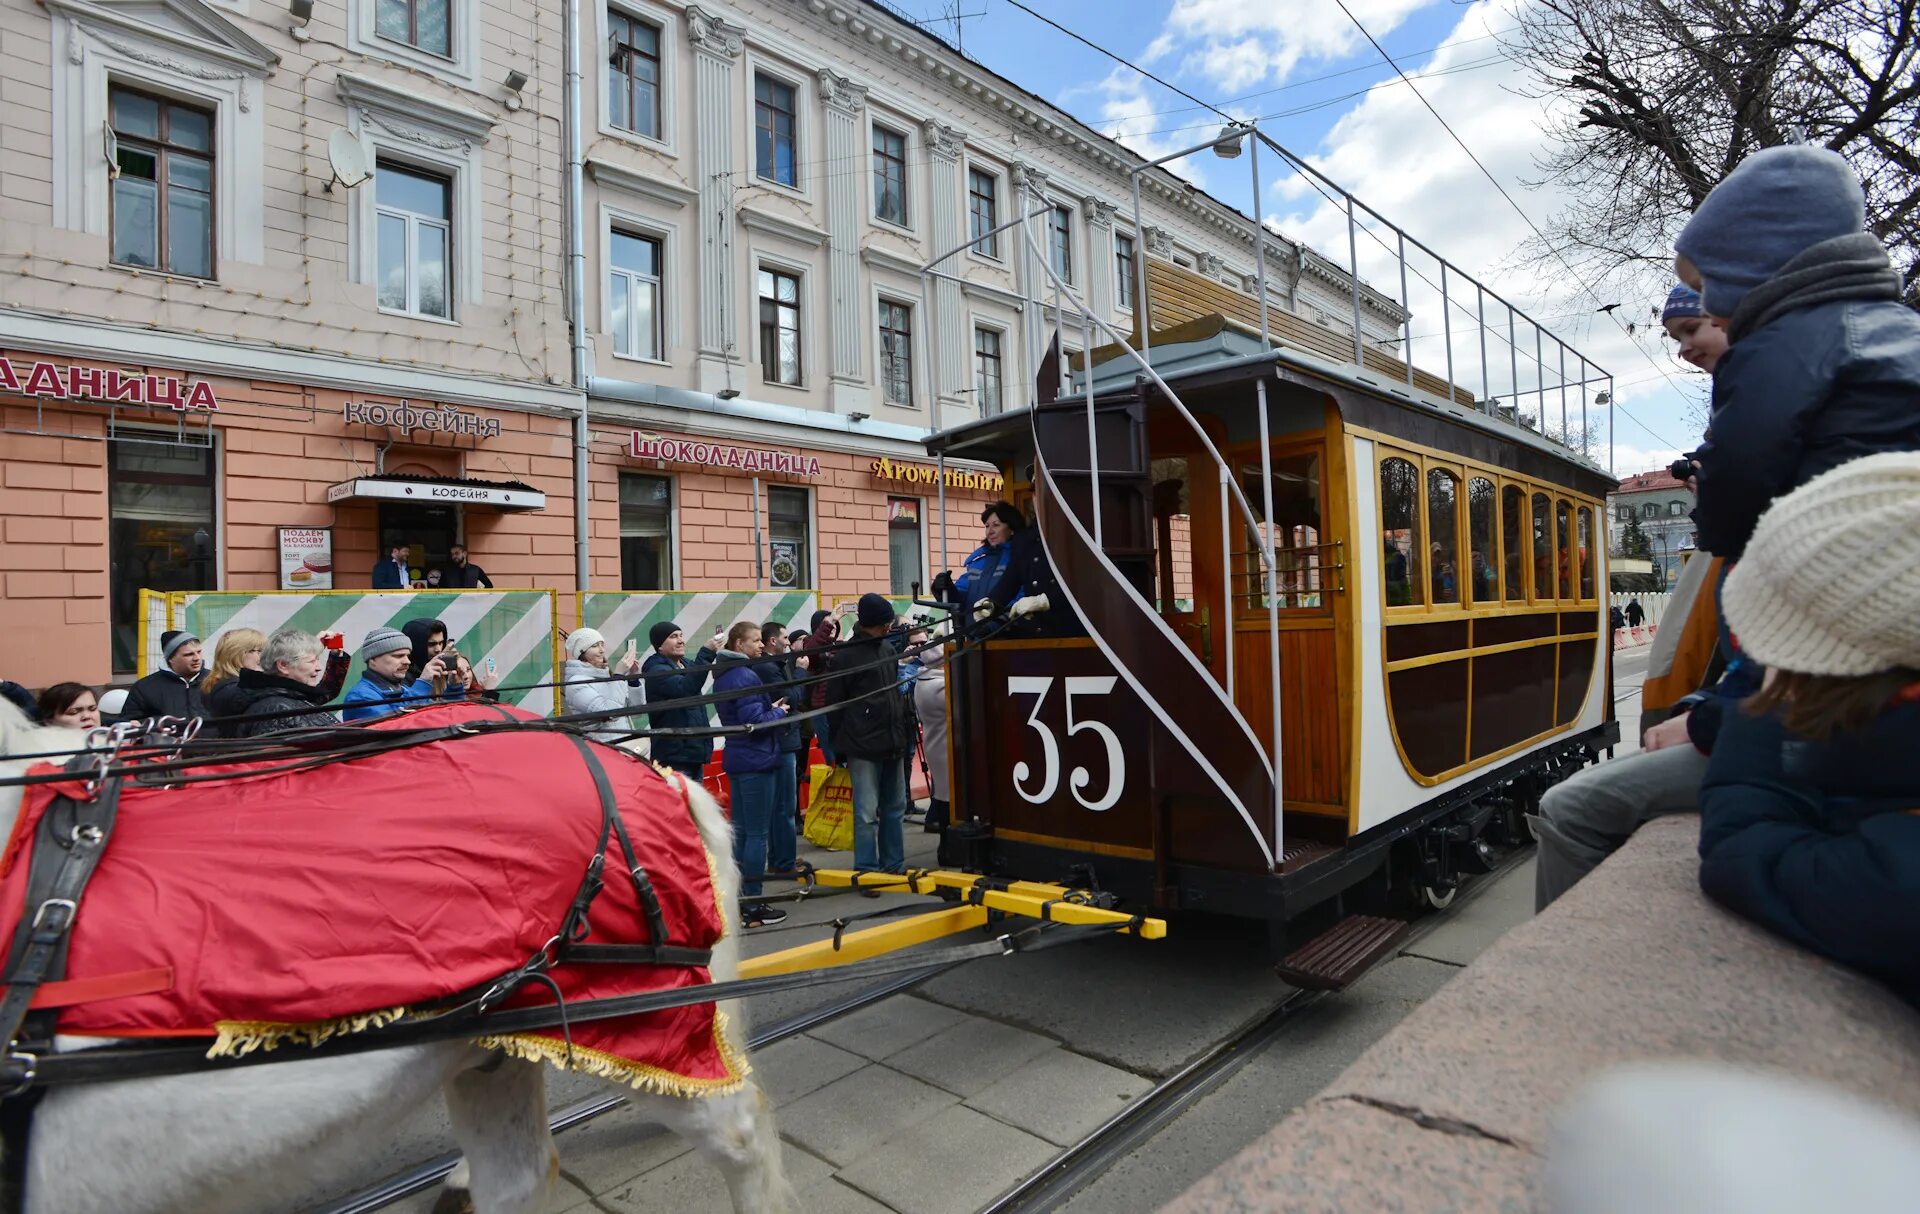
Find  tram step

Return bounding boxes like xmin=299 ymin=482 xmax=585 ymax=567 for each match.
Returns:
xmin=1273 ymin=914 xmax=1409 ymax=992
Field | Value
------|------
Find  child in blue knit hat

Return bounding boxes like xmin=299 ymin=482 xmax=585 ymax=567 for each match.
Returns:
xmin=1659 ymin=284 xmax=1727 ymax=375
xmin=1670 ymin=145 xmax=1920 ymax=561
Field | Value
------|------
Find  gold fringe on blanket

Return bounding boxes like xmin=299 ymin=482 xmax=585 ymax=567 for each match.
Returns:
xmin=474 ymin=1007 xmax=750 ymax=1099
xmin=206 ymin=1006 xmax=411 ymax=1059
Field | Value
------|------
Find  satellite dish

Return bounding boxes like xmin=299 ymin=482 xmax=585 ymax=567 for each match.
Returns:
xmin=326 ymin=129 xmax=372 ymax=190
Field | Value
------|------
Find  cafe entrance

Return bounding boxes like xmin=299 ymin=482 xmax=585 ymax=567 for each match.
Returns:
xmin=377 ymin=501 xmax=459 ymax=588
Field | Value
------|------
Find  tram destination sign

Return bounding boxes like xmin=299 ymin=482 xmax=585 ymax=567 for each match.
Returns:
xmin=0 ymin=357 xmax=219 ymax=412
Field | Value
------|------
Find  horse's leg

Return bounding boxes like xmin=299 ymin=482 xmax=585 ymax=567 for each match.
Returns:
xmin=630 ymin=1084 xmax=799 ymax=1214
xmin=440 ymin=1056 xmax=556 ymax=1214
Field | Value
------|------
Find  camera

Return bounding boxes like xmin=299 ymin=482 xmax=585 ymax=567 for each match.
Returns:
xmin=1669 ymin=449 xmax=1702 ymax=481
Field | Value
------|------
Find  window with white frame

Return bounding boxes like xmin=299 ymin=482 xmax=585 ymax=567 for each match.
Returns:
xmin=1115 ymin=233 xmax=1136 ymax=310
xmin=974 ymin=326 xmax=1003 ymax=416
xmin=758 ymin=266 xmax=801 ymax=385
xmin=968 ymin=168 xmax=998 ymax=257
xmin=873 ymin=124 xmax=908 ymax=226
xmin=376 ymin=162 xmax=452 ymax=320
xmin=879 ymin=299 xmax=913 ymax=407
xmin=108 ymin=85 xmax=214 ymax=279
xmin=375 ymin=0 xmax=451 ymax=58
xmin=1049 ymin=205 xmax=1073 ymax=282
xmin=754 ymin=73 xmax=797 ymax=188
xmin=609 ymin=228 xmax=663 ymax=359
xmin=608 ymin=11 xmax=662 ymax=139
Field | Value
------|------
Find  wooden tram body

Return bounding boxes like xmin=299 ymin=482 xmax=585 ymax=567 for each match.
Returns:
xmin=928 ymin=317 xmax=1618 ymax=956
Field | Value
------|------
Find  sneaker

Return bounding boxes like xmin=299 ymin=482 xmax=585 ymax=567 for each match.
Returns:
xmin=744 ymin=905 xmax=788 ymax=927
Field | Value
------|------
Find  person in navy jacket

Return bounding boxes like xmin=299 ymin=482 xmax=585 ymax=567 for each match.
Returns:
xmin=372 ymin=544 xmax=411 ymax=590
xmin=1698 ymin=453 xmax=1920 ymax=1010
xmin=713 ymin=621 xmax=790 ymax=928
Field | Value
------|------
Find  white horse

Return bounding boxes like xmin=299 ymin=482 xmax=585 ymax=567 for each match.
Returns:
xmin=0 ymin=702 xmax=796 ymax=1214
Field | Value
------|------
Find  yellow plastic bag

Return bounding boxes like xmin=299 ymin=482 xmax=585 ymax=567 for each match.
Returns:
xmin=804 ymin=763 xmax=854 ymax=851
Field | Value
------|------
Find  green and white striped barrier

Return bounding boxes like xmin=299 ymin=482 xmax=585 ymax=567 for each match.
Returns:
xmin=576 ymin=590 xmax=819 ymax=651
xmin=168 ymin=590 xmax=562 ymax=714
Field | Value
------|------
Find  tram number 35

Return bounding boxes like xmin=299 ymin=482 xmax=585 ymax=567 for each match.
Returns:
xmin=1007 ymin=676 xmax=1126 ymax=813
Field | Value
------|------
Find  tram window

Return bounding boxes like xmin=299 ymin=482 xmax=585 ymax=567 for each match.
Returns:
xmin=1501 ymin=484 xmax=1526 ymax=601
xmin=1467 ymin=477 xmax=1498 ymax=604
xmin=1151 ymin=457 xmax=1194 ymax=614
xmin=1577 ymin=506 xmax=1595 ymax=600
xmin=1380 ymin=457 xmax=1421 ymax=607
xmin=1531 ymin=492 xmax=1554 ymax=602
xmin=1556 ymin=500 xmax=1574 ymax=599
xmin=1242 ymin=451 xmax=1322 ymax=609
xmin=1427 ymin=468 xmax=1461 ymax=605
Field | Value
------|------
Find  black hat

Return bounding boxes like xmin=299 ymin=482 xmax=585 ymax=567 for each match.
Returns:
xmin=857 ymin=593 xmax=896 ymax=629
xmin=809 ymin=609 xmax=832 ymax=631
xmin=649 ymin=620 xmax=682 ymax=651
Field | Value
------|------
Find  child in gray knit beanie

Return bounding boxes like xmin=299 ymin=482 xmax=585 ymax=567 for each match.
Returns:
xmin=1669 ymin=145 xmax=1920 ymax=562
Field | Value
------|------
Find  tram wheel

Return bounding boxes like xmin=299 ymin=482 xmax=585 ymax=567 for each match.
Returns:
xmin=1419 ymin=883 xmax=1457 ymax=911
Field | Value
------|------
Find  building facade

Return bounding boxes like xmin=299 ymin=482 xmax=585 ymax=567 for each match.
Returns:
xmin=1 ymin=0 xmax=1418 ymax=689
xmin=1607 ymin=469 xmax=1695 ymax=588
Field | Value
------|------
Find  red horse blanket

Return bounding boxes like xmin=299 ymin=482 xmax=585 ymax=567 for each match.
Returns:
xmin=0 ymin=703 xmax=744 ymax=1096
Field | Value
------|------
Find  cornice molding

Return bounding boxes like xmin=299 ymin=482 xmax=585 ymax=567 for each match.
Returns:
xmin=335 ymin=72 xmax=497 ymax=151
xmin=739 ymin=206 xmax=830 ymax=248
xmin=46 ymin=0 xmax=278 ymax=76
xmin=588 ymin=158 xmax=697 ymax=207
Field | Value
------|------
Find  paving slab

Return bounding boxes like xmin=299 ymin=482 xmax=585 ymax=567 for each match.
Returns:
xmin=886 ymin=1013 xmax=1060 ymax=1097
xmin=836 ymin=1103 xmax=1059 ymax=1214
xmin=967 ymin=1046 xmax=1153 ymax=1147
xmin=573 ymin=1141 xmax=834 ymax=1214
xmin=777 ymin=1063 xmax=960 ymax=1167
xmin=545 ymin=1097 xmax=693 ymax=1196
xmin=1397 ymin=854 xmax=1539 ymax=967
xmin=795 ymin=1177 xmax=898 ymax=1214
xmin=751 ymin=1032 xmax=872 ymax=1108
xmin=808 ymin=993 xmax=971 ymax=1062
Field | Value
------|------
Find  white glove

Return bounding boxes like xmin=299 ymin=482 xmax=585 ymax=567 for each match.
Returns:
xmin=1009 ymin=594 xmax=1050 ymax=618
xmin=972 ymin=598 xmax=996 ymax=623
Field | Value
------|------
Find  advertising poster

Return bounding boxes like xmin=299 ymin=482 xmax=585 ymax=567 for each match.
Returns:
xmin=279 ymin=528 xmax=334 ymax=590
xmin=768 ymin=539 xmax=801 ymax=589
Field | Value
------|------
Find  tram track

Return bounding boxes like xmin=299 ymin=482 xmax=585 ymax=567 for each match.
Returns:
xmin=978 ymin=842 xmax=1536 ymax=1214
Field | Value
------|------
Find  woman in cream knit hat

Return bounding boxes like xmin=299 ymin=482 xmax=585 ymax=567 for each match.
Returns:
xmin=1697 ymin=452 xmax=1920 ymax=1009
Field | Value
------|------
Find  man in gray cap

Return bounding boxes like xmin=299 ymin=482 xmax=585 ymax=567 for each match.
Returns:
xmin=116 ymin=629 xmax=208 ymax=723
xmin=342 ymin=627 xmax=448 ymax=722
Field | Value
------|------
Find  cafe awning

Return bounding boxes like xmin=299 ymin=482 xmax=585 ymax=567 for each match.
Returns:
xmin=325 ymin=474 xmax=547 ymax=510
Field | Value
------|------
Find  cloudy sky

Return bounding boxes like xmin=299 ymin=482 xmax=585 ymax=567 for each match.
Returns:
xmin=912 ymin=0 xmax=1704 ymax=476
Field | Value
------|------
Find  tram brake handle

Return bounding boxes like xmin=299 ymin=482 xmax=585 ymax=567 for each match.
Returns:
xmin=1008 ymin=594 xmax=1050 ymax=618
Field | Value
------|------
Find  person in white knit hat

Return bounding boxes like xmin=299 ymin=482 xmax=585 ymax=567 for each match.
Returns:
xmin=557 ymin=627 xmax=648 ymax=746
xmin=1696 ymin=452 xmax=1920 ymax=1009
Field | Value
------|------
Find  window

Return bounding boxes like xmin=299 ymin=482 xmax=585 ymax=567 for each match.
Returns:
xmin=754 ymin=73 xmax=797 ymax=187
xmin=110 ymin=439 xmax=215 ymax=673
xmin=1642 ymin=503 xmax=1658 ymax=518
xmin=1616 ymin=505 xmax=1631 ymax=522
xmin=1427 ymin=468 xmax=1461 ymax=605
xmin=609 ymin=229 xmax=662 ymax=360
xmin=768 ymin=486 xmax=810 ymax=589
xmin=888 ymin=497 xmax=923 ymax=595
xmin=608 ymin=12 xmax=662 ymax=139
xmin=109 ymin=87 xmax=214 ymax=279
xmin=1556 ymin=500 xmax=1574 ymax=599
xmin=1502 ymin=484 xmax=1527 ymax=600
xmin=376 ymin=162 xmax=452 ymax=319
xmin=1668 ymin=501 xmax=1684 ymax=516
xmin=974 ymin=326 xmax=1003 ymax=415
xmin=879 ymin=300 xmax=913 ymax=406
xmin=872 ymin=124 xmax=907 ymax=226
xmin=758 ymin=267 xmax=802 ymax=385
xmin=375 ymin=0 xmax=451 ymax=57
xmin=968 ymin=168 xmax=998 ymax=256
xmin=619 ymin=473 xmax=673 ymax=590
xmin=1468 ymin=477 xmax=1498 ymax=603
xmin=1380 ymin=457 xmax=1421 ymax=607
xmin=1115 ymin=233 xmax=1136 ymax=310
xmin=1532 ymin=492 xmax=1555 ymax=601
xmin=1577 ymin=506 xmax=1595 ymax=599
xmin=1242 ymin=451 xmax=1323 ymax=609
xmin=1048 ymin=205 xmax=1073 ymax=282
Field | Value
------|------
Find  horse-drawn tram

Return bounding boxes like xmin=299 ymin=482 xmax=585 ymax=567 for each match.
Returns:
xmin=926 ymin=307 xmax=1618 ymax=988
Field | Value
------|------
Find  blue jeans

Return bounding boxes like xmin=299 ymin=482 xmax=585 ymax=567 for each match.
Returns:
xmin=814 ymin=714 xmax=837 ymax=766
xmin=849 ymin=755 xmax=907 ymax=873
xmin=729 ymin=768 xmax=776 ymax=899
xmin=770 ymin=752 xmax=798 ymax=874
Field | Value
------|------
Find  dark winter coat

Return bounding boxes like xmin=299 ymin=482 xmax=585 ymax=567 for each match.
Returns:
xmin=205 ymin=650 xmax=349 ymax=736
xmin=752 ymin=656 xmax=805 ymax=754
xmin=1698 ymin=700 xmax=1920 ymax=1010
xmin=1693 ymin=287 xmax=1920 ymax=560
xmin=227 ymin=667 xmax=344 ymax=738
xmin=794 ymin=616 xmax=840 ymax=710
xmin=641 ymin=646 xmax=717 ymax=769
xmin=714 ymin=652 xmax=786 ymax=775
xmin=117 ymin=668 xmax=207 ymax=723
xmin=825 ymin=632 xmax=911 ymax=760
xmin=445 ymin=560 xmax=493 ymax=589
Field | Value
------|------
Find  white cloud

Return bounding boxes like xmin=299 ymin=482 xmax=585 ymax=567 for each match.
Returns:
xmin=1152 ymin=0 xmax=1438 ymax=88
xmin=1084 ymin=66 xmax=1213 ymax=187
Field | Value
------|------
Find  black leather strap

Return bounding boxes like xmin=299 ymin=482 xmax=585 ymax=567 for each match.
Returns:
xmin=560 ymin=944 xmax=713 ymax=967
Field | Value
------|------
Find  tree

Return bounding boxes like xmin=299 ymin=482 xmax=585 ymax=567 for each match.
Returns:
xmin=1613 ymin=514 xmax=1665 ymax=592
xmin=1506 ymin=0 xmax=1920 ymax=308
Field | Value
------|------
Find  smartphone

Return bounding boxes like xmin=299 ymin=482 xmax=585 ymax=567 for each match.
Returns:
xmin=626 ymin=639 xmax=638 ymax=663
xmin=485 ymin=657 xmax=497 ymax=677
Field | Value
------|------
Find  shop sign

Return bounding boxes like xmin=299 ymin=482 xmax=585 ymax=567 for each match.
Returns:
xmin=769 ymin=539 xmax=802 ymax=589
xmin=0 ymin=357 xmax=218 ymax=412
xmin=325 ymin=478 xmax=546 ymax=509
xmin=630 ymin=432 xmax=821 ymax=477
xmin=869 ymin=456 xmax=1003 ymax=492
xmin=344 ymin=400 xmax=502 ymax=438
xmin=278 ymin=528 xmax=334 ymax=590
